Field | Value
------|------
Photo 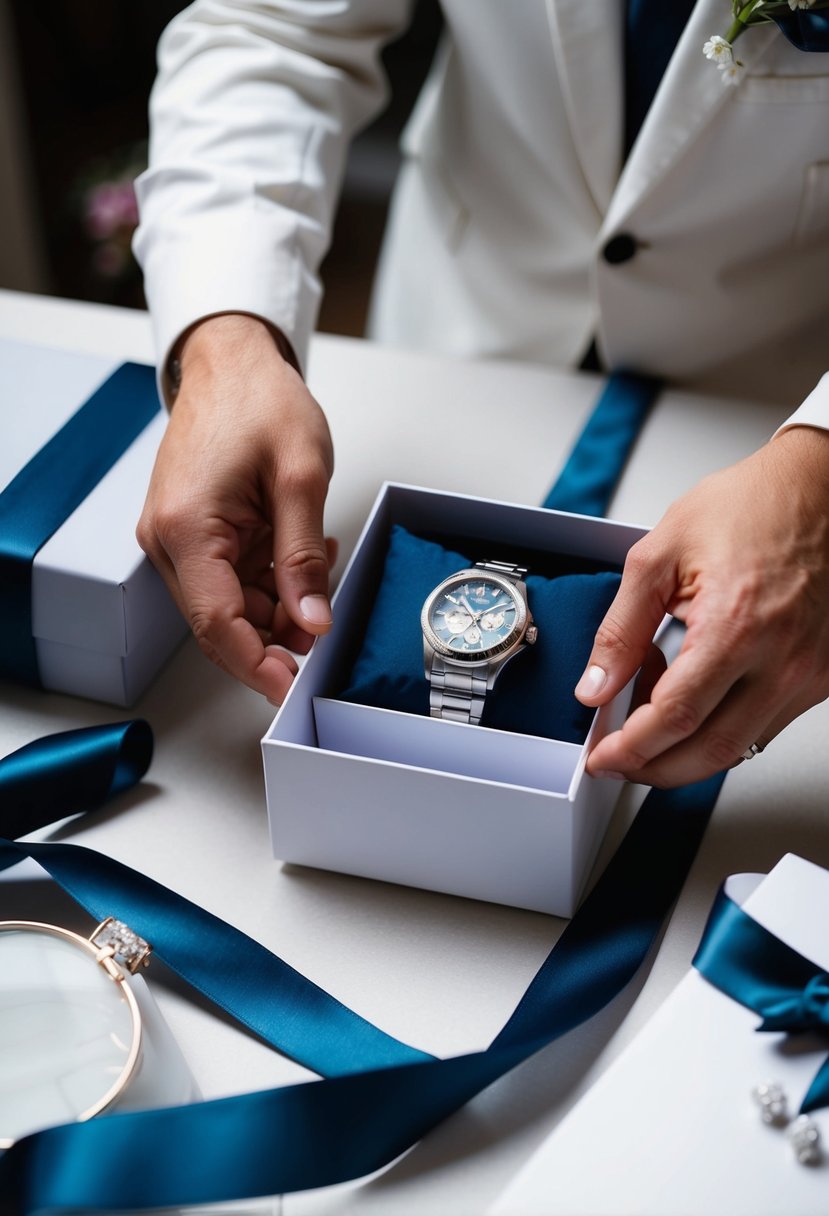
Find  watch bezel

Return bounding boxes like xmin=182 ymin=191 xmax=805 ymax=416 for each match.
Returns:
xmin=421 ymin=568 xmax=528 ymax=666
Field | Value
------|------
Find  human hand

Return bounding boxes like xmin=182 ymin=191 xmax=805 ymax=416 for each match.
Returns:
xmin=575 ymin=426 xmax=829 ymax=787
xmin=137 ymin=314 xmax=336 ymax=704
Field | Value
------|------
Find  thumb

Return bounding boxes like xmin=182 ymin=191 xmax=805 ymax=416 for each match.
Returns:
xmin=575 ymin=541 xmax=674 ymax=705
xmin=272 ymin=476 xmax=333 ymax=636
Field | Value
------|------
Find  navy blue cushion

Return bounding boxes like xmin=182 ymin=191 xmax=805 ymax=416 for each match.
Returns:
xmin=340 ymin=526 xmax=621 ymax=745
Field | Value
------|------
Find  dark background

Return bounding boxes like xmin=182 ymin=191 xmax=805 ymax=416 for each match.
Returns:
xmin=4 ymin=0 xmax=442 ymax=335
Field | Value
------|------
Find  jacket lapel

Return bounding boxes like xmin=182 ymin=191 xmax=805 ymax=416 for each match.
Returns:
xmin=603 ymin=0 xmax=779 ymax=233
xmin=544 ymin=0 xmax=624 ymax=220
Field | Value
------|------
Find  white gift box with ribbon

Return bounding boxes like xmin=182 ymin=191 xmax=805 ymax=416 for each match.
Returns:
xmin=0 ymin=338 xmax=185 ymax=705
xmin=491 ymin=852 xmax=829 ymax=1215
xmin=262 ymin=482 xmax=647 ymax=917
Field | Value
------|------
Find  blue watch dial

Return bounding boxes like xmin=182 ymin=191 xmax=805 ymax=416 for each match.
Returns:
xmin=428 ymin=577 xmax=518 ymax=656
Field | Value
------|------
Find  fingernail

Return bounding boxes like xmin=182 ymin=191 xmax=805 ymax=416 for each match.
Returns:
xmin=299 ymin=594 xmax=332 ymax=626
xmin=575 ymin=664 xmax=607 ymax=700
xmin=594 ymin=771 xmax=626 ymax=781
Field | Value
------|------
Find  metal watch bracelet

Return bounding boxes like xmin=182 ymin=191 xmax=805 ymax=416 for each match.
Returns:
xmin=428 ymin=561 xmax=528 ymax=726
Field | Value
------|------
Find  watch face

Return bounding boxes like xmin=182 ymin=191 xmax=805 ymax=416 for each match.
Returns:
xmin=422 ymin=571 xmax=525 ymax=663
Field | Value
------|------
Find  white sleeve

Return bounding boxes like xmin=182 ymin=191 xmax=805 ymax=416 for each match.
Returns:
xmin=774 ymin=372 xmax=829 ymax=437
xmin=133 ymin=0 xmax=413 ymax=397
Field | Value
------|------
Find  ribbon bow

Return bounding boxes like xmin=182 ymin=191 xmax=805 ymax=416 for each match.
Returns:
xmin=694 ymin=886 xmax=829 ymax=1113
xmin=758 ymin=971 xmax=829 ymax=1034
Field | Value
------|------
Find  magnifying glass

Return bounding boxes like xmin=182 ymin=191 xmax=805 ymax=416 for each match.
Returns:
xmin=0 ymin=917 xmax=151 ymax=1148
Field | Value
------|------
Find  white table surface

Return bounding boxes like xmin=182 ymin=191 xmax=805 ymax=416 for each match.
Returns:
xmin=1 ymin=289 xmax=828 ymax=1216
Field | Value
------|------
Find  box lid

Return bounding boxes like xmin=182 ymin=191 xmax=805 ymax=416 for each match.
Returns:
xmin=0 ymin=337 xmax=166 ymax=658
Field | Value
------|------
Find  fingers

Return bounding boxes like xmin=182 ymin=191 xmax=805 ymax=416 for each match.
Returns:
xmin=154 ymin=536 xmax=302 ymax=702
xmin=588 ymin=669 xmax=765 ymax=786
xmin=236 ymin=531 xmax=339 ymax=644
xmin=586 ymin=630 xmax=829 ymax=787
xmin=140 ymin=466 xmax=340 ymax=700
xmin=576 ymin=444 xmax=827 ymax=785
xmin=136 ymin=324 xmax=339 ymax=701
xmin=590 ymin=610 xmax=750 ymax=758
xmin=575 ymin=537 xmax=675 ymax=706
xmin=577 ymin=433 xmax=829 ymax=787
xmin=270 ymin=455 xmax=334 ymax=637
xmin=748 ymin=681 xmax=829 ymax=756
xmin=238 ymin=558 xmax=320 ymax=655
xmin=141 ymin=514 xmax=318 ymax=702
xmin=585 ymin=589 xmax=758 ymax=784
xmin=265 ymin=599 xmax=319 ymax=655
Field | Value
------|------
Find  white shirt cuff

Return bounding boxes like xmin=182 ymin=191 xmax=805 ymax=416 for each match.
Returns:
xmin=774 ymin=372 xmax=829 ymax=437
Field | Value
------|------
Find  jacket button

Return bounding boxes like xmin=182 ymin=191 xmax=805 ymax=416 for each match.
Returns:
xmin=602 ymin=233 xmax=639 ymax=264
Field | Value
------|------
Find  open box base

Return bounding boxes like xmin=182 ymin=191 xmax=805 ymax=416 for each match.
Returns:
xmin=263 ymin=484 xmax=647 ymax=917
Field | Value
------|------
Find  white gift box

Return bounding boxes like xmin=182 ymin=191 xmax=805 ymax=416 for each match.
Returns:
xmin=262 ymin=483 xmax=646 ymax=917
xmin=491 ymin=853 xmax=829 ymax=1215
xmin=0 ymin=338 xmax=186 ymax=705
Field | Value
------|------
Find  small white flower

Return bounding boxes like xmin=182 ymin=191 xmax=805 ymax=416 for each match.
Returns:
xmin=788 ymin=1 xmax=814 ymax=11
xmin=703 ymin=35 xmax=733 ymax=65
xmin=719 ymin=59 xmax=745 ymax=86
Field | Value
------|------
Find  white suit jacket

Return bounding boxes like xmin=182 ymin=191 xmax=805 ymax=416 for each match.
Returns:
xmin=134 ymin=0 xmax=829 ymax=428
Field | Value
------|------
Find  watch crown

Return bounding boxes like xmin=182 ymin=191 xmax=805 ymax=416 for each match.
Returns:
xmin=526 ymin=624 xmax=538 ymax=645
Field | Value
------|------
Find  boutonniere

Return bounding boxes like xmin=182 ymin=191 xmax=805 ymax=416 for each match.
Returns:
xmin=704 ymin=0 xmax=829 ymax=85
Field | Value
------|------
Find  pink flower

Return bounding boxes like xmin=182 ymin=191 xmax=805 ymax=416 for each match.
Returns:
xmin=84 ymin=180 xmax=139 ymax=240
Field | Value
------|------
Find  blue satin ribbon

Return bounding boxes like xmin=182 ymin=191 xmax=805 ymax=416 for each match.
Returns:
xmin=694 ymin=886 xmax=829 ymax=1115
xmin=0 ymin=719 xmax=154 ymax=840
xmin=0 ymin=722 xmax=725 ymax=1211
xmin=0 ymin=365 xmax=728 ymax=1210
xmin=0 ymin=722 xmax=428 ymax=1080
xmin=0 ymin=361 xmax=159 ymax=687
xmin=543 ymin=371 xmax=662 ymax=516
xmin=548 ymin=1 xmax=681 ymax=513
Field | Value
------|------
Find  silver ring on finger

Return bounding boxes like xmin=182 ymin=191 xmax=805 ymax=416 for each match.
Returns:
xmin=740 ymin=742 xmax=765 ymax=761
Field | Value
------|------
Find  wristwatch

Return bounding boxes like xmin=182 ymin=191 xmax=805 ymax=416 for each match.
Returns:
xmin=421 ymin=560 xmax=538 ymax=725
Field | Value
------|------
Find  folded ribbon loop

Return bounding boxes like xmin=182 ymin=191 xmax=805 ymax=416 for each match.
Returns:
xmin=0 ymin=719 xmax=153 ymax=843
xmin=694 ymin=886 xmax=829 ymax=1114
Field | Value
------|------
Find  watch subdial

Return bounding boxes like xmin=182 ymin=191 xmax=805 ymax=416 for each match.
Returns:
xmin=480 ymin=610 xmax=505 ymax=633
xmin=444 ymin=608 xmax=472 ymax=634
xmin=463 ymin=627 xmax=482 ymax=646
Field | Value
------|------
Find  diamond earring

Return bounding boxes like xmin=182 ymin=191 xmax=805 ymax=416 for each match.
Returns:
xmin=751 ymin=1081 xmax=789 ymax=1127
xmin=788 ymin=1115 xmax=823 ymax=1166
